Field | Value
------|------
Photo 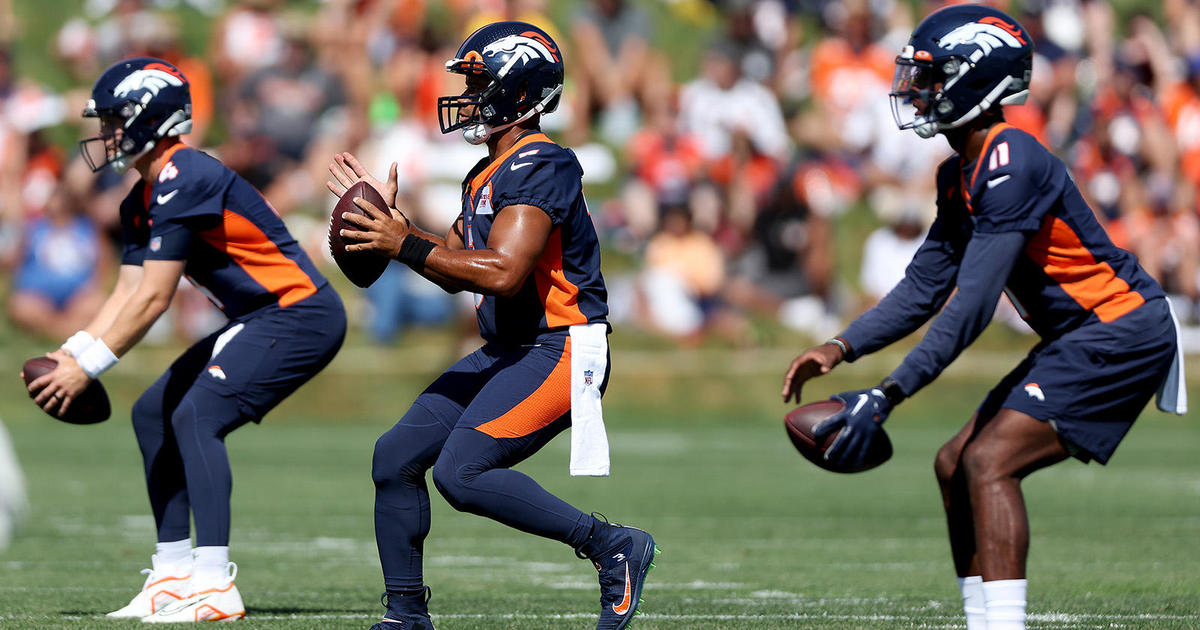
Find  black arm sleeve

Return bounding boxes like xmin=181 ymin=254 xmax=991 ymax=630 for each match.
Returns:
xmin=839 ymin=217 xmax=964 ymax=361
xmin=887 ymin=230 xmax=1028 ymax=396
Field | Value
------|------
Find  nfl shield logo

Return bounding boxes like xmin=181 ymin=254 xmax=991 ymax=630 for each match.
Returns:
xmin=583 ymin=369 xmax=593 ymax=386
xmin=150 ymin=236 xmax=162 ymax=252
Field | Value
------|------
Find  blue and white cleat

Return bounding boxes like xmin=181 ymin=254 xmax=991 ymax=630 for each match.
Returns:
xmin=585 ymin=524 xmax=659 ymax=630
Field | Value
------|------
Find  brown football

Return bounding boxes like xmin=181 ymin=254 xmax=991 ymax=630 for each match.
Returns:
xmin=22 ymin=357 xmax=111 ymax=425
xmin=784 ymin=399 xmax=892 ymax=473
xmin=328 ymin=181 xmax=391 ymax=288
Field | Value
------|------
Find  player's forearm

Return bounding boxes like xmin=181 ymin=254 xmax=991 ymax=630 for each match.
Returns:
xmin=419 ymin=247 xmax=528 ymax=297
xmin=98 ymin=288 xmax=174 ymax=357
xmin=79 ymin=267 xmax=142 ymax=341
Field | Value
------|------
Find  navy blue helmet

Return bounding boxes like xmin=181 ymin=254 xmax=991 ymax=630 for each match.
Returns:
xmin=80 ymin=57 xmax=192 ymax=173
xmin=890 ymin=5 xmax=1032 ymax=138
xmin=438 ymin=21 xmax=564 ymax=145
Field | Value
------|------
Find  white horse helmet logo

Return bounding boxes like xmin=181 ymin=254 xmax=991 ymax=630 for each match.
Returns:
xmin=113 ymin=65 xmax=185 ymax=101
xmin=938 ymin=16 xmax=1027 ymax=56
xmin=482 ymin=32 xmax=560 ymax=78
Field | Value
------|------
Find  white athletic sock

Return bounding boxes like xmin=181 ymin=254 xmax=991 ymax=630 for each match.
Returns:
xmin=958 ymin=575 xmax=987 ymax=630
xmin=192 ymin=546 xmax=231 ymax=591
xmin=153 ymin=539 xmax=192 ymax=576
xmin=983 ymin=578 xmax=1027 ymax=630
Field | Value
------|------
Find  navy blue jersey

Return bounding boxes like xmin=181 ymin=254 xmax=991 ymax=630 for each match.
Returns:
xmin=841 ymin=124 xmax=1165 ymax=396
xmin=939 ymin=124 xmax=1162 ymax=335
xmin=460 ymin=131 xmax=608 ymax=343
xmin=119 ymin=145 xmax=329 ymax=317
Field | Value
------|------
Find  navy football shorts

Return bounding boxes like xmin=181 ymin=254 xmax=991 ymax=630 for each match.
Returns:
xmin=978 ymin=297 xmax=1176 ymax=464
xmin=413 ymin=330 xmax=610 ymax=448
xmin=187 ymin=285 xmax=346 ymax=421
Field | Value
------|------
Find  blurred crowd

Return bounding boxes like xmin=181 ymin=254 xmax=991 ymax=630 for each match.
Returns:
xmin=2 ymin=0 xmax=1200 ymax=352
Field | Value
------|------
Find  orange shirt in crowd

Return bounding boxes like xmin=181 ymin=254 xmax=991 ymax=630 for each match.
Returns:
xmin=809 ymin=38 xmax=893 ymax=110
xmin=644 ymin=231 xmax=725 ymax=297
xmin=1163 ymin=81 xmax=1200 ymax=187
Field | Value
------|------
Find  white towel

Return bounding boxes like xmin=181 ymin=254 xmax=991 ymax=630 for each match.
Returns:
xmin=569 ymin=323 xmax=610 ymax=476
xmin=1156 ymin=301 xmax=1188 ymax=415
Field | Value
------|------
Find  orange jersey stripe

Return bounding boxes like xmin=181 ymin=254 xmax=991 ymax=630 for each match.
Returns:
xmin=197 ymin=210 xmax=317 ymax=307
xmin=1025 ymin=216 xmax=1144 ymax=322
xmin=475 ymin=337 xmax=573 ymax=439
xmin=467 ymin=132 xmax=552 ymax=200
xmin=535 ymin=227 xmax=587 ymax=328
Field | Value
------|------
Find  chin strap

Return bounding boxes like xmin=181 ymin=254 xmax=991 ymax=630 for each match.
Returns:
xmin=461 ymin=84 xmax=563 ymax=145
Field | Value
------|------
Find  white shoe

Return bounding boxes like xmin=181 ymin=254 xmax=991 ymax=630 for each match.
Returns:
xmin=141 ymin=563 xmax=244 ymax=623
xmin=108 ymin=556 xmax=193 ymax=618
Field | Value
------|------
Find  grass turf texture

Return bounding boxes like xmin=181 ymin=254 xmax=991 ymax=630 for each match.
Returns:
xmin=0 ymin=340 xmax=1197 ymax=629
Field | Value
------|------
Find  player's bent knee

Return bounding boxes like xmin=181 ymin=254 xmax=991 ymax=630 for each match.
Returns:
xmin=430 ymin=451 xmax=482 ymax=513
xmin=934 ymin=441 xmax=961 ymax=486
xmin=131 ymin=391 xmax=162 ymax=430
xmin=960 ymin=440 xmax=1007 ymax=486
xmin=371 ymin=429 xmax=430 ymax=487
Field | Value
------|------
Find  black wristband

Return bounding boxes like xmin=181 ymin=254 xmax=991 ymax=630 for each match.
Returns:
xmin=396 ymin=234 xmax=435 ymax=272
xmin=879 ymin=376 xmax=907 ymax=406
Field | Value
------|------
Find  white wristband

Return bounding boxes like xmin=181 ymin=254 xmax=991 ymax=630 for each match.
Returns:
xmin=77 ymin=338 xmax=119 ymax=379
xmin=62 ymin=331 xmax=95 ymax=357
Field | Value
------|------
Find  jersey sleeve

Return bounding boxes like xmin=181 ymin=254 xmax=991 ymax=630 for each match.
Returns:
xmin=118 ymin=185 xmax=147 ymax=266
xmin=838 ymin=212 xmax=966 ymax=361
xmin=971 ymin=130 xmax=1054 ymax=234
xmin=492 ymin=145 xmax=583 ymax=225
xmin=887 ymin=230 xmax=1028 ymax=397
xmin=144 ymin=150 xmax=227 ymax=260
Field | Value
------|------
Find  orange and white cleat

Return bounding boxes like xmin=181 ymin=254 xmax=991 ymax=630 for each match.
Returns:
xmin=107 ymin=556 xmax=193 ymax=618
xmin=141 ymin=563 xmax=245 ymax=623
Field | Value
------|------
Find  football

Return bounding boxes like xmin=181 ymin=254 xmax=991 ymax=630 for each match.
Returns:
xmin=21 ymin=357 xmax=111 ymax=425
xmin=784 ymin=399 xmax=892 ymax=473
xmin=328 ymin=180 xmax=391 ymax=288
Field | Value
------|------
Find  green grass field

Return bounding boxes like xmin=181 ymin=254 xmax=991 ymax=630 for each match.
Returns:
xmin=0 ymin=339 xmax=1198 ymax=629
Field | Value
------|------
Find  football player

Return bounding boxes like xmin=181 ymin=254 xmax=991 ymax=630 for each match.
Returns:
xmin=781 ymin=6 xmax=1185 ymax=630
xmin=26 ymin=58 xmax=346 ymax=622
xmin=327 ymin=22 xmax=658 ymax=630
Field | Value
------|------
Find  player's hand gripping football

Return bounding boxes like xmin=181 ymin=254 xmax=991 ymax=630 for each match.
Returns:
xmin=782 ymin=342 xmax=844 ymax=403
xmin=326 ymin=151 xmax=399 ymax=210
xmin=25 ymin=353 xmax=92 ymax=415
xmin=339 ymin=193 xmax=413 ymax=259
xmin=814 ymin=388 xmax=892 ymax=469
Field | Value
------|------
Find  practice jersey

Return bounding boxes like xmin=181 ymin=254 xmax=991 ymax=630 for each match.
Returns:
xmin=932 ymin=123 xmax=1162 ymax=337
xmin=460 ymin=132 xmax=608 ymax=343
xmin=119 ymin=144 xmax=329 ymax=317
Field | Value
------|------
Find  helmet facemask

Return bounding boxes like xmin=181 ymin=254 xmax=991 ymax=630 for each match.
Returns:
xmin=889 ymin=51 xmax=963 ymax=139
xmin=437 ymin=49 xmax=563 ymax=145
xmin=79 ymin=98 xmax=192 ymax=173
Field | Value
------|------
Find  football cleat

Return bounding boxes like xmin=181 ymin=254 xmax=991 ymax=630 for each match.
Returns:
xmin=141 ymin=563 xmax=244 ymax=623
xmin=372 ymin=588 xmax=434 ymax=629
xmin=583 ymin=524 xmax=659 ymax=630
xmin=106 ymin=556 xmax=192 ymax=618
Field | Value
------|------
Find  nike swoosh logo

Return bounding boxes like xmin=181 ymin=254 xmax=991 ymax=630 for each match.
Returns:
xmin=510 ymin=162 xmax=533 ymax=171
xmin=611 ymin=564 xmax=632 ymax=615
xmin=851 ymin=394 xmax=869 ymax=415
xmin=157 ymin=190 xmax=180 ymax=204
xmin=986 ymin=175 xmax=1011 ymax=189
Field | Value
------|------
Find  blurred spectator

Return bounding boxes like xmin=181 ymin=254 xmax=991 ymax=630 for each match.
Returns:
xmin=211 ymin=0 xmax=286 ymax=87
xmin=679 ymin=41 xmax=790 ymax=163
xmin=226 ymin=16 xmax=348 ymax=213
xmin=5 ymin=184 xmax=108 ymax=341
xmin=570 ymin=0 xmax=669 ymax=144
xmin=637 ymin=204 xmax=730 ymax=341
xmin=610 ymin=96 xmax=706 ymax=252
xmin=365 ymin=264 xmax=456 ymax=344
